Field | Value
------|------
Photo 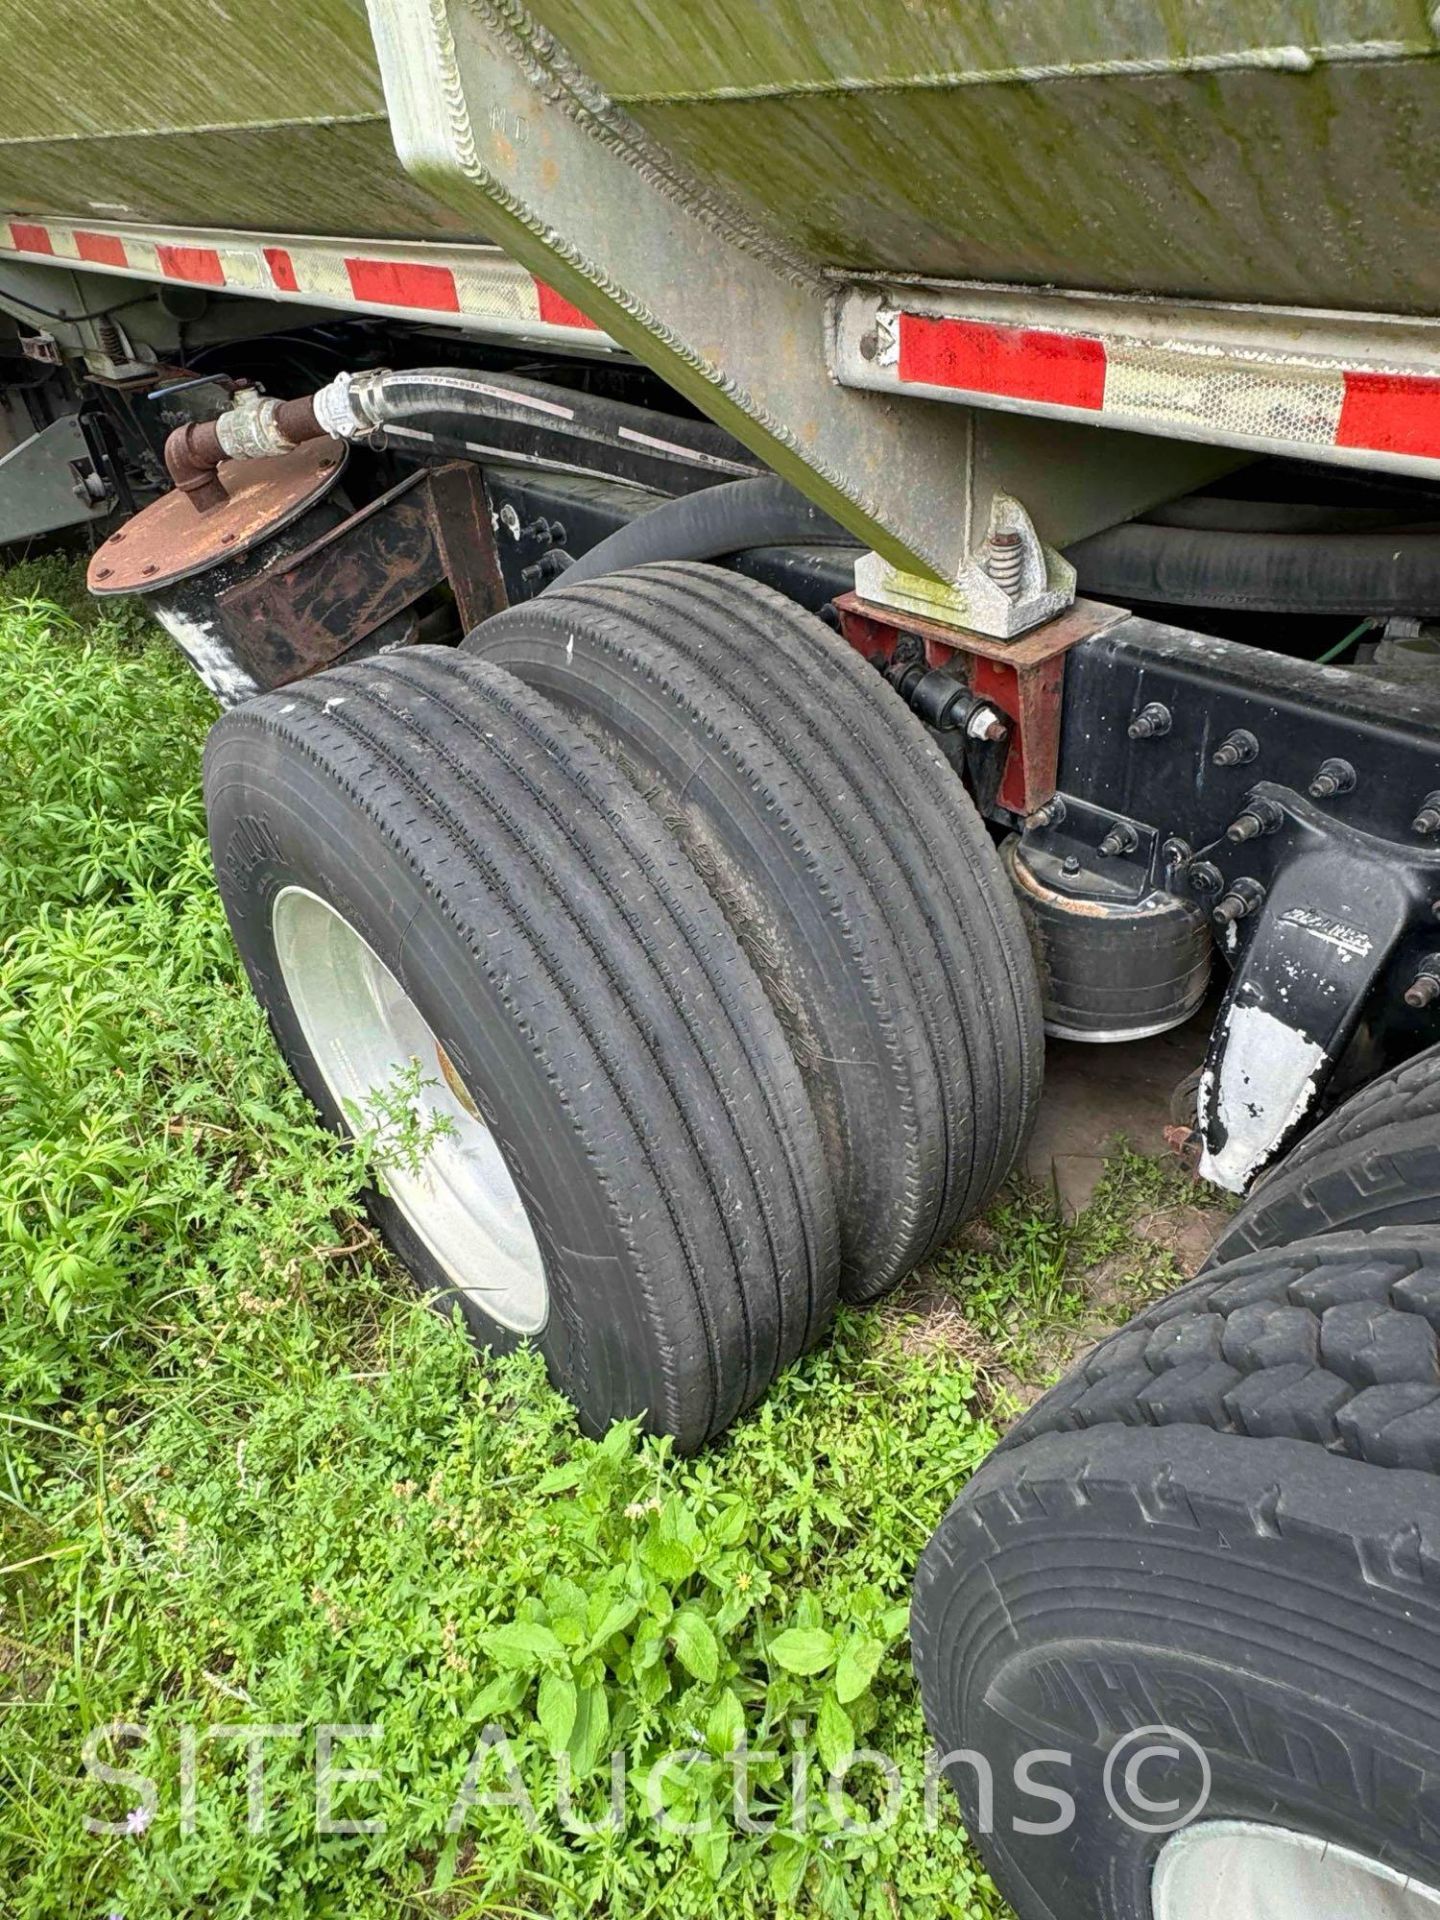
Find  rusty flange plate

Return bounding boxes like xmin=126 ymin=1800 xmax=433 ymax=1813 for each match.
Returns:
xmin=88 ymin=436 xmax=348 ymax=595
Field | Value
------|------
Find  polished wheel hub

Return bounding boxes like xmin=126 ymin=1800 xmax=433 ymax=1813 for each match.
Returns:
xmin=1153 ymin=1820 xmax=1440 ymax=1920
xmin=272 ymin=886 xmax=547 ymax=1332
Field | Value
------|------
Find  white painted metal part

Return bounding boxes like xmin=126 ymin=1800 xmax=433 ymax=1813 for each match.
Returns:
xmin=1153 ymin=1820 xmax=1440 ymax=1920
xmin=1196 ymin=1000 xmax=1327 ymax=1193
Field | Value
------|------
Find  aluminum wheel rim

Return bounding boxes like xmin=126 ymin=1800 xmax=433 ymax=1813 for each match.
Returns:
xmin=1153 ymin=1820 xmax=1440 ymax=1920
xmin=272 ymin=886 xmax=547 ymax=1333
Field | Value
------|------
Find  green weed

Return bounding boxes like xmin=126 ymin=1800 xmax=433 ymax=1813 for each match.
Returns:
xmin=0 ymin=578 xmax=1007 ymax=1917
xmin=0 ymin=572 xmax=1198 ymax=1919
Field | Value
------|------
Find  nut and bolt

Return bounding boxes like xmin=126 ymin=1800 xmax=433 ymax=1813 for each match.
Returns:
xmin=1025 ymin=796 xmax=1067 ymax=832
xmin=1062 ymin=855 xmax=1081 ymax=876
xmin=1225 ymin=795 xmax=1285 ymax=844
xmin=1212 ymin=877 xmax=1266 ymax=928
xmin=1212 ymin=729 xmax=1258 ymax=768
xmin=983 ymin=529 xmax=1025 ymax=600
xmin=966 ymin=704 xmax=1007 ymax=743
xmin=1127 ymin=701 xmax=1172 ymax=740
xmin=1404 ymin=957 xmax=1440 ymax=1008
xmin=1099 ymin=820 xmax=1139 ymax=858
xmin=1414 ymin=792 xmax=1440 ymax=837
xmin=1186 ymin=861 xmax=1224 ymax=895
xmin=1308 ymin=757 xmax=1356 ymax=800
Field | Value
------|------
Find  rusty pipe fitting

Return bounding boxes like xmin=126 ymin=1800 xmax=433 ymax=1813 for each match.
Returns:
xmin=163 ymin=392 xmax=324 ymax=513
xmin=164 ymin=418 xmax=228 ymax=511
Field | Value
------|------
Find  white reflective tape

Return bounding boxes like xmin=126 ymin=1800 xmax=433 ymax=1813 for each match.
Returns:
xmin=1103 ymin=341 xmax=1346 ymax=447
xmin=452 ymin=259 xmax=542 ymax=324
xmin=216 ymin=247 xmax=267 ymax=293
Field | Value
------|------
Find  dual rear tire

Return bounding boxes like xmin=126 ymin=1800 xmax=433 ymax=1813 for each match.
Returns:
xmin=205 ymin=564 xmax=1041 ymax=1446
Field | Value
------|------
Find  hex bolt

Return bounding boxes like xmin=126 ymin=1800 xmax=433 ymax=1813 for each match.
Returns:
xmin=1212 ymin=877 xmax=1266 ymax=928
xmin=1225 ymin=795 xmax=1285 ymax=844
xmin=966 ymin=704 xmax=1007 ymax=743
xmin=1212 ymin=728 xmax=1258 ymax=768
xmin=1127 ymin=701 xmax=1172 ymax=740
xmin=1099 ymin=820 xmax=1139 ymax=858
xmin=1406 ymin=959 xmax=1440 ymax=1009
xmin=1062 ymin=855 xmax=1080 ymax=876
xmin=1186 ymin=860 xmax=1224 ymax=895
xmin=1309 ymin=757 xmax=1356 ymax=800
xmin=1414 ymin=792 xmax=1440 ymax=836
xmin=1025 ymin=796 xmax=1067 ymax=832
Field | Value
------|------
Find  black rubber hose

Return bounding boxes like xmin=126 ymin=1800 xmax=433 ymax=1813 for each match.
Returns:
xmin=1067 ymin=521 xmax=1440 ymax=616
xmin=543 ymin=475 xmax=849 ymax=591
xmin=367 ymin=368 xmax=760 ymax=491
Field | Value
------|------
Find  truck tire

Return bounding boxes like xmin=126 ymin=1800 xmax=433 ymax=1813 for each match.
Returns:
xmin=1002 ymin=1226 xmax=1440 ymax=1462
xmin=913 ymin=1229 xmax=1440 ymax=1918
xmin=1207 ymin=1042 xmax=1440 ymax=1266
xmin=467 ymin=562 xmax=1043 ymax=1302
xmin=912 ymin=1423 xmax=1440 ymax=1920
xmin=204 ymin=647 xmax=838 ymax=1450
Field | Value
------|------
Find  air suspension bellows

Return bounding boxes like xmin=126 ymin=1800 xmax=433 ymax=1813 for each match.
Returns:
xmin=1003 ymin=836 xmax=1211 ymax=1043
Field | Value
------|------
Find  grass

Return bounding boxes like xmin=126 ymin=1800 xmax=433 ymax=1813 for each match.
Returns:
xmin=0 ymin=566 xmax=1212 ymax=1920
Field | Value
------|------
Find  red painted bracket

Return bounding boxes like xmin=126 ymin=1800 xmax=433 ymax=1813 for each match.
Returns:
xmin=834 ymin=592 xmax=1127 ymax=816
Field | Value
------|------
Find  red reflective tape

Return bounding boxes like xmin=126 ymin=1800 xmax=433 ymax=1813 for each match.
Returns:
xmin=898 ymin=313 xmax=1107 ymax=411
xmin=534 ymin=279 xmax=599 ymax=330
xmin=1337 ymin=370 xmax=1440 ymax=461
xmin=263 ymin=245 xmax=298 ymax=293
xmin=9 ymin=221 xmax=52 ymax=254
xmin=75 ymin=230 xmax=128 ymax=269
xmin=344 ymin=256 xmax=459 ymax=312
xmin=157 ymin=243 xmax=225 ymax=286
